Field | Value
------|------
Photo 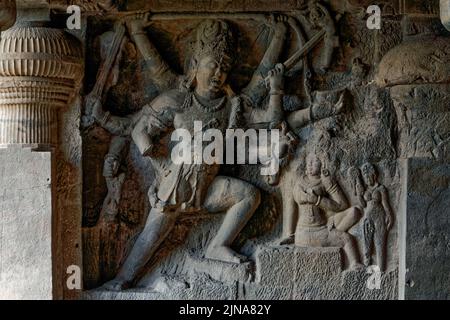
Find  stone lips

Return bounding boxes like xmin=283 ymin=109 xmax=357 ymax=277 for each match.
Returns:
xmin=375 ymin=36 xmax=450 ymax=87
xmin=0 ymin=24 xmax=83 ymax=145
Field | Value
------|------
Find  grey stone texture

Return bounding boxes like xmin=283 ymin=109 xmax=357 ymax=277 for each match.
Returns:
xmin=400 ymin=159 xmax=450 ymax=300
xmin=0 ymin=147 xmax=54 ymax=299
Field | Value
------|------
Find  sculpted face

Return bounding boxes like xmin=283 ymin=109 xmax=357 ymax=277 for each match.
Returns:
xmin=306 ymin=153 xmax=321 ymax=177
xmin=195 ymin=55 xmax=229 ymax=97
xmin=0 ymin=0 xmax=16 ymax=31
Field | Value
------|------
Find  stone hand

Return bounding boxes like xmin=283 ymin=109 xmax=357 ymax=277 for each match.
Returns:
xmin=265 ymin=63 xmax=285 ymax=92
xmin=321 ymin=169 xmax=335 ymax=190
xmin=126 ymin=12 xmax=150 ymax=35
xmin=309 ymin=2 xmax=333 ymax=30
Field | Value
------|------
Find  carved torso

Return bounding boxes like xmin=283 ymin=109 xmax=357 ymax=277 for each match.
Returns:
xmin=293 ymin=175 xmax=328 ymax=228
xmin=152 ymin=90 xmax=240 ymax=211
xmin=363 ymin=184 xmax=386 ymax=225
xmin=173 ymin=92 xmax=233 ymax=134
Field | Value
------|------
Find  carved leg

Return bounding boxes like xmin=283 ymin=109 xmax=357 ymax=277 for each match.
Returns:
xmin=203 ymin=176 xmax=261 ymax=264
xmin=333 ymin=206 xmax=362 ymax=232
xmin=338 ymin=231 xmax=363 ymax=270
xmin=363 ymin=218 xmax=375 ymax=267
xmin=326 ymin=229 xmax=363 ymax=270
xmin=374 ymin=223 xmax=388 ymax=271
xmin=102 ymin=207 xmax=179 ymax=291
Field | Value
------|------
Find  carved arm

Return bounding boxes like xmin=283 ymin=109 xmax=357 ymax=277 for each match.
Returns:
xmin=242 ymin=18 xmax=288 ymax=105
xmin=127 ymin=14 xmax=179 ymax=90
xmin=132 ymin=104 xmax=174 ymax=157
xmin=318 ymin=176 xmax=349 ymax=213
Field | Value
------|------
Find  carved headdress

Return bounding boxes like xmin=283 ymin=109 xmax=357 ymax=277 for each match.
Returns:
xmin=193 ymin=19 xmax=235 ymax=71
xmin=181 ymin=19 xmax=236 ymax=91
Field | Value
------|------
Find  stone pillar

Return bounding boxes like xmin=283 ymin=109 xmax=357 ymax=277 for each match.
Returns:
xmin=0 ymin=1 xmax=83 ymax=299
xmin=0 ymin=2 xmax=83 ymax=147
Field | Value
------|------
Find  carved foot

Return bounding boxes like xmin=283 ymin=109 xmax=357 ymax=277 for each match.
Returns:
xmin=349 ymin=262 xmax=365 ymax=271
xmin=101 ymin=278 xmax=130 ymax=291
xmin=277 ymin=235 xmax=294 ymax=245
xmin=205 ymin=246 xmax=248 ymax=264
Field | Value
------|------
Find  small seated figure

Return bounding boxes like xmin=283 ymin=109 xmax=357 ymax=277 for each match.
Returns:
xmin=293 ymin=152 xmax=363 ymax=270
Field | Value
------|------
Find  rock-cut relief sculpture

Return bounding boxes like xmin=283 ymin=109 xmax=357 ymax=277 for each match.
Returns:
xmin=290 ymin=152 xmax=363 ymax=270
xmin=357 ymin=163 xmax=394 ymax=271
xmin=86 ymin=16 xmax=293 ymax=290
xmin=84 ymin=0 xmax=355 ymax=290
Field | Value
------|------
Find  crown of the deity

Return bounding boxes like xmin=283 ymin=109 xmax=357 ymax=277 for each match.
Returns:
xmin=193 ymin=19 xmax=235 ymax=71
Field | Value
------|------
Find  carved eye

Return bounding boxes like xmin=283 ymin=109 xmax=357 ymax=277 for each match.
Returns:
xmin=209 ymin=62 xmax=219 ymax=69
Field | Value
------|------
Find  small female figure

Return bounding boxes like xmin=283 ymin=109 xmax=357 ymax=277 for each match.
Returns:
xmin=360 ymin=162 xmax=394 ymax=271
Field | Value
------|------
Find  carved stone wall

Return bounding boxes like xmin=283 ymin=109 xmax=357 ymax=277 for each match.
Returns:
xmin=69 ymin=0 xmax=450 ymax=300
xmin=1 ymin=0 xmax=449 ymax=300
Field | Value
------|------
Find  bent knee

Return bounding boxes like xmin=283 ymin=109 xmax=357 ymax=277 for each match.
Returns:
xmin=340 ymin=232 xmax=354 ymax=244
xmin=242 ymin=184 xmax=261 ymax=207
xmin=348 ymin=206 xmax=362 ymax=222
